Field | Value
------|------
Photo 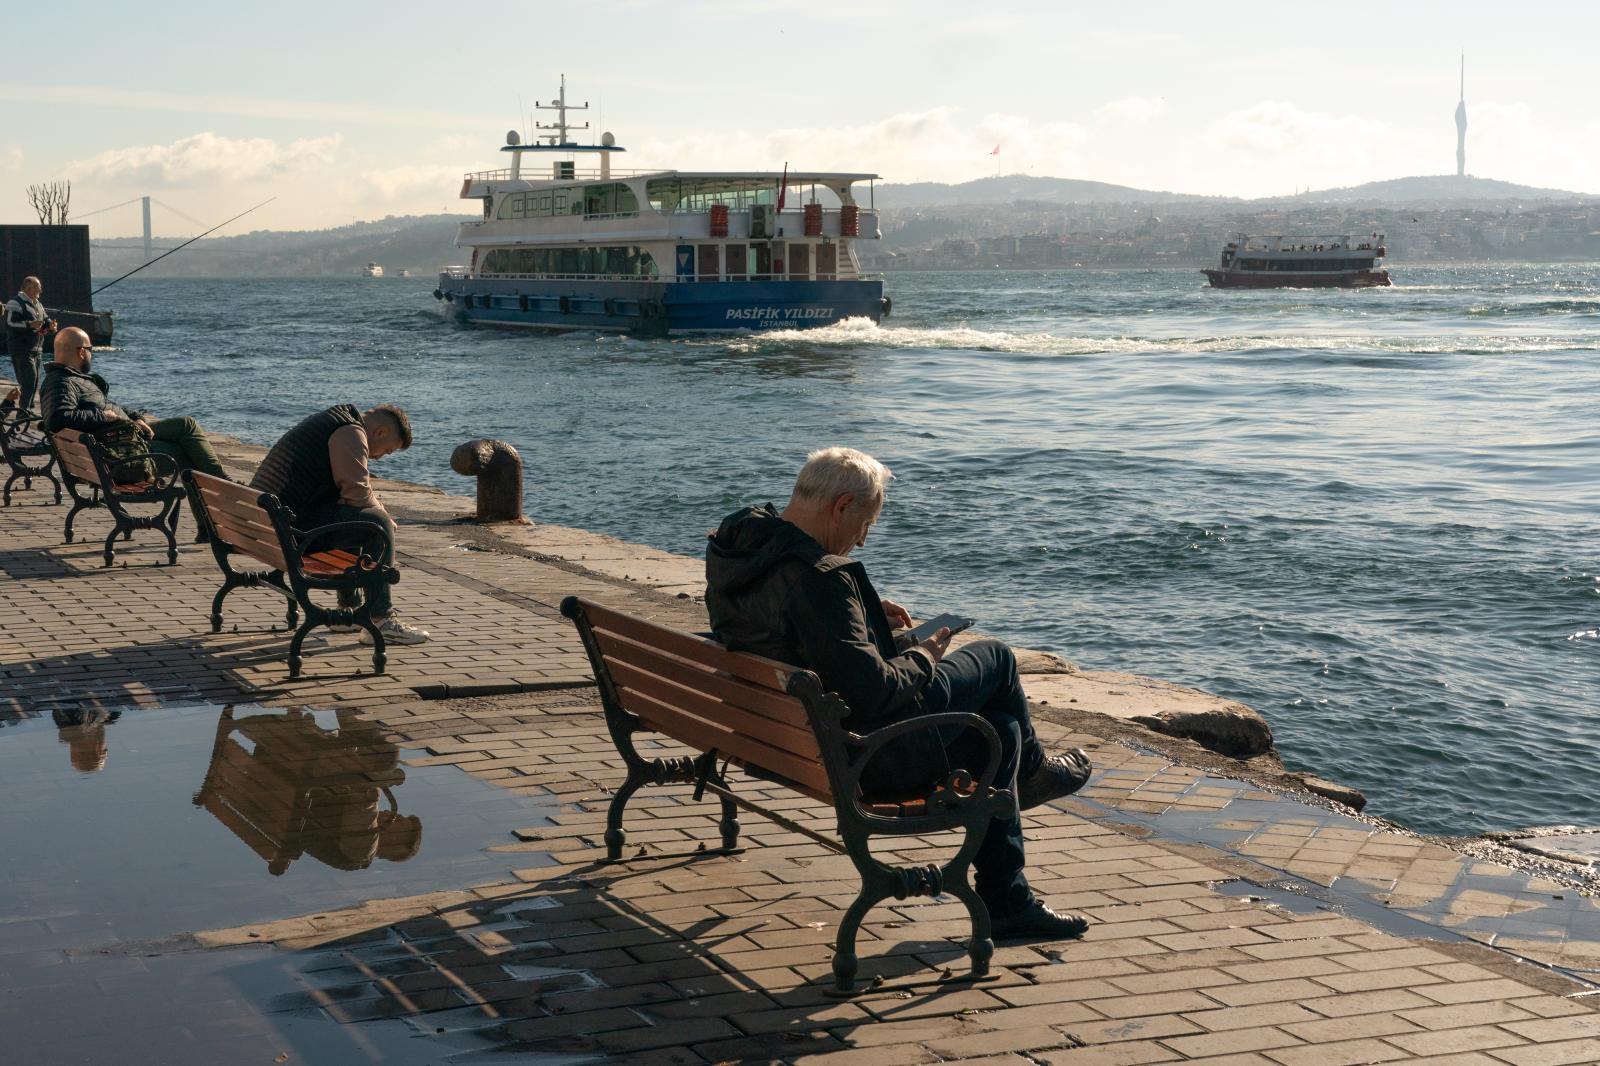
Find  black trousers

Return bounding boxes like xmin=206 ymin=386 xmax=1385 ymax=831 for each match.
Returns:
xmin=859 ymin=639 xmax=1044 ymax=919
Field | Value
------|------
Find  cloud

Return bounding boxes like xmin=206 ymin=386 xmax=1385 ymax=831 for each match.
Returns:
xmin=1094 ymin=96 xmax=1168 ymax=125
xmin=1467 ymin=101 xmax=1600 ymax=194
xmin=68 ymin=132 xmax=342 ymax=186
xmin=360 ymin=162 xmax=474 ymax=201
xmin=634 ymin=107 xmax=1089 ymax=184
xmin=1207 ymin=101 xmax=1390 ymax=156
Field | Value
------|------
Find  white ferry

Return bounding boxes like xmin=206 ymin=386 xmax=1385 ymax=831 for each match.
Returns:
xmin=433 ymin=78 xmax=888 ymax=335
xmin=362 ymin=261 xmax=384 ymax=278
xmin=1203 ymin=234 xmax=1390 ymax=288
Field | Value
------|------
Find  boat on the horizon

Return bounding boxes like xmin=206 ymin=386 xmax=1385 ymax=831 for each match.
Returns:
xmin=362 ymin=261 xmax=384 ymax=278
xmin=1203 ymin=234 xmax=1390 ymax=289
xmin=432 ymin=77 xmax=889 ymax=335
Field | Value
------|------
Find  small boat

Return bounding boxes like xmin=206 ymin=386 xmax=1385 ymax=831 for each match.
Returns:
xmin=396 ymin=269 xmax=412 ymax=278
xmin=362 ymin=262 xmax=384 ymax=278
xmin=1203 ymin=234 xmax=1390 ymax=288
xmin=433 ymin=76 xmax=889 ymax=335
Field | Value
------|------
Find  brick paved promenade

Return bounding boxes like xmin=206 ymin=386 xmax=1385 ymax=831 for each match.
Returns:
xmin=2 ymin=438 xmax=1598 ymax=1065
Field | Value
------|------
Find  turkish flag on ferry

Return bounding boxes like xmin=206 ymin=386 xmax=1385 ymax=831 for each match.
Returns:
xmin=990 ymin=145 xmax=1001 ymax=155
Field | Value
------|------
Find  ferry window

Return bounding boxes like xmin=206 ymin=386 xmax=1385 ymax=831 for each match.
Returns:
xmin=639 ymin=251 xmax=658 ymax=277
xmin=725 ymin=243 xmax=746 ymax=279
xmin=788 ymin=243 xmax=810 ymax=279
xmin=481 ymin=249 xmax=507 ymax=273
xmin=616 ymin=185 xmax=638 ymax=213
xmin=749 ymin=242 xmax=771 ymax=280
xmin=553 ymin=190 xmax=569 ymax=216
xmin=586 ymin=185 xmax=615 ymax=216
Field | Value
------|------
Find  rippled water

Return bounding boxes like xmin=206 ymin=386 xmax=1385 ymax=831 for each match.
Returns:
xmin=95 ymin=266 xmax=1600 ymax=837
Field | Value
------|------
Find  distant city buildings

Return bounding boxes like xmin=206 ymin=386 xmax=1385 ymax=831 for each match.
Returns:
xmin=862 ymin=199 xmax=1600 ymax=270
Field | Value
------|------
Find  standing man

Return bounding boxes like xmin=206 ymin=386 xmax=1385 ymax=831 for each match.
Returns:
xmin=5 ymin=276 xmax=54 ymax=413
xmin=705 ymin=447 xmax=1094 ymax=941
xmin=250 ymin=404 xmax=429 ymax=646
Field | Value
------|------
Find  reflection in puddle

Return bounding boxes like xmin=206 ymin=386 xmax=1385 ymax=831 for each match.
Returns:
xmin=0 ymin=702 xmax=559 ymax=949
xmin=196 ymin=707 xmax=422 ymax=875
xmin=54 ymin=707 xmax=122 ymax=773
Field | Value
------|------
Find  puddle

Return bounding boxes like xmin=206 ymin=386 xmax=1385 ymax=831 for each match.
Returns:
xmin=0 ymin=703 xmax=562 ymax=951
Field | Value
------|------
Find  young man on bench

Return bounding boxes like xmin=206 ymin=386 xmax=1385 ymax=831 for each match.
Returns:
xmin=250 ymin=403 xmax=428 ymax=646
xmin=705 ymin=446 xmax=1094 ymax=941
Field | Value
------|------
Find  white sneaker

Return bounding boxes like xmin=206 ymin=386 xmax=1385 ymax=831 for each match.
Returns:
xmin=360 ymin=615 xmax=429 ymax=646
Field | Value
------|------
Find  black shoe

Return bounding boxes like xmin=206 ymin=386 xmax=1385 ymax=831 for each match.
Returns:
xmin=991 ymin=899 xmax=1090 ymax=942
xmin=1017 ymin=748 xmax=1092 ymax=810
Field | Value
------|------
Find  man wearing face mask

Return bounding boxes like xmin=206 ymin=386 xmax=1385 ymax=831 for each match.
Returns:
xmin=704 ymin=446 xmax=1094 ymax=942
xmin=39 ymin=326 xmax=228 ymax=485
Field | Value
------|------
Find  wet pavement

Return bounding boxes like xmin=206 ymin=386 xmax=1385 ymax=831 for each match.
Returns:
xmin=4 ymin=433 xmax=1600 ymax=1064
xmin=0 ymin=703 xmax=559 ymax=951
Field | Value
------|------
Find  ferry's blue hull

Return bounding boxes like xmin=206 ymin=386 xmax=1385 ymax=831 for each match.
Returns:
xmin=433 ymin=277 xmax=886 ymax=335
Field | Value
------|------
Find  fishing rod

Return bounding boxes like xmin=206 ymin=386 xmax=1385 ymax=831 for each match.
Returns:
xmin=87 ymin=197 xmax=277 ymax=297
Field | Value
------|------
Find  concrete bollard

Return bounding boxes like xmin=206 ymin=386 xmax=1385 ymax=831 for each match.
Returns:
xmin=451 ymin=439 xmax=525 ymax=523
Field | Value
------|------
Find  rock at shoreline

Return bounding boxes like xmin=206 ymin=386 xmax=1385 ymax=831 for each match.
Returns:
xmin=1022 ymin=669 xmax=1274 ymax=760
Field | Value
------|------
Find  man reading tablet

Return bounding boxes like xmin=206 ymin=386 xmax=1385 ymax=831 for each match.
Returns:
xmin=704 ymin=446 xmax=1094 ymax=941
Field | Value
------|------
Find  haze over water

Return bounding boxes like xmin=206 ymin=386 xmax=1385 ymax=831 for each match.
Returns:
xmin=104 ymin=267 xmax=1600 ymax=838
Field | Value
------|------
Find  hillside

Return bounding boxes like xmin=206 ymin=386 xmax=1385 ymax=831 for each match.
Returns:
xmin=1277 ymin=174 xmax=1587 ymax=205
xmin=874 ymin=175 xmax=1223 ymax=209
xmin=89 ymin=213 xmax=476 ymax=279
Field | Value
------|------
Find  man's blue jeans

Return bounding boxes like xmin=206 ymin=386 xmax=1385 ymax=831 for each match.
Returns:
xmin=858 ymin=639 xmax=1044 ymax=919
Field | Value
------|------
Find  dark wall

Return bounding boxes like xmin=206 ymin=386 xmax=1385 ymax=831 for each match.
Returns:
xmin=1 ymin=225 xmax=94 ymax=312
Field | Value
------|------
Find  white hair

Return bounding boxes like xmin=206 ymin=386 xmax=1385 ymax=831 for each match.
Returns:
xmin=791 ymin=447 xmax=892 ymax=510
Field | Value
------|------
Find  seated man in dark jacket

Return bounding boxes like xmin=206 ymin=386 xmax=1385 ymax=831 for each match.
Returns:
xmin=40 ymin=326 xmax=228 ymax=486
xmin=250 ymin=403 xmax=428 ymax=646
xmin=706 ymin=446 xmax=1094 ymax=941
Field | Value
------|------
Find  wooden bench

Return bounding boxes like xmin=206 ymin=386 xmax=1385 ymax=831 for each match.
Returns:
xmin=0 ymin=408 xmax=60 ymax=506
xmin=185 ymin=470 xmax=400 ymax=679
xmin=51 ymin=427 xmax=185 ymax=566
xmin=560 ymin=595 xmax=1015 ymax=995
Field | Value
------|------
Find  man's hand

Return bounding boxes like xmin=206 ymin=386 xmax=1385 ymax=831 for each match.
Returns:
xmin=132 ymin=418 xmax=154 ymax=439
xmin=881 ymin=598 xmax=913 ymax=629
xmin=916 ymin=626 xmax=954 ymax=663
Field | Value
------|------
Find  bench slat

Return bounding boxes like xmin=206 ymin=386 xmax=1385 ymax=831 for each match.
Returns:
xmin=593 ymin=627 xmax=812 ymax=728
xmin=53 ymin=436 xmax=99 ymax=483
xmin=583 ymin=601 xmax=794 ymax=693
xmin=302 ymin=550 xmax=360 ymax=577
xmin=616 ymin=684 xmax=834 ymax=800
xmin=605 ymin=656 xmax=820 ymax=760
xmin=210 ymin=521 xmax=290 ymax=571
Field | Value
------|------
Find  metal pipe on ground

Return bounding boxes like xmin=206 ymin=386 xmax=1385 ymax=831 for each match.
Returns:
xmin=451 ymin=439 xmax=526 ymax=523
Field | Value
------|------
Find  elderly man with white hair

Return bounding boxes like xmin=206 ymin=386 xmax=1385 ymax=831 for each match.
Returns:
xmin=705 ymin=446 xmax=1094 ymax=941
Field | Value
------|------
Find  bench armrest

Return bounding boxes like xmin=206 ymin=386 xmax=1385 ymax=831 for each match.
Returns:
xmin=293 ymin=520 xmax=396 ymax=580
xmin=844 ymin=711 xmax=1013 ymax=830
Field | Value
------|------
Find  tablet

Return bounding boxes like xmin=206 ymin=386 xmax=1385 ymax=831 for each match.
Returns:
xmin=903 ymin=612 xmax=975 ymax=645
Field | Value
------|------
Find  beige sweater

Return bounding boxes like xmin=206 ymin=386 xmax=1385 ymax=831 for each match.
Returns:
xmin=328 ymin=423 xmax=380 ymax=510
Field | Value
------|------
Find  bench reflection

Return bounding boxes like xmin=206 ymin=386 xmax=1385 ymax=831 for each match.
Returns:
xmin=194 ymin=706 xmax=421 ymax=875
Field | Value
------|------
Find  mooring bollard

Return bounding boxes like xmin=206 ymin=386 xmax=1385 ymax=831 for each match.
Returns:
xmin=451 ymin=439 xmax=524 ymax=522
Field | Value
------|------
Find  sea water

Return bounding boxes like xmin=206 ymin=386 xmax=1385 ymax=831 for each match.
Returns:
xmin=93 ymin=266 xmax=1600 ymax=837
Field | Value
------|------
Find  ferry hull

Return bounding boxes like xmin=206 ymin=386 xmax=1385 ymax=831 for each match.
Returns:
xmin=1203 ymin=269 xmax=1391 ymax=289
xmin=435 ymin=277 xmax=886 ymax=335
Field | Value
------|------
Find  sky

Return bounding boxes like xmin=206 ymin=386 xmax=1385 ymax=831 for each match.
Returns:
xmin=5 ymin=1 xmax=1597 ymax=237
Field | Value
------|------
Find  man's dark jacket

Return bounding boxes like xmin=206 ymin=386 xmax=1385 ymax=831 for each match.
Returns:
xmin=705 ymin=504 xmax=936 ymax=733
xmin=39 ymin=361 xmax=134 ymax=436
